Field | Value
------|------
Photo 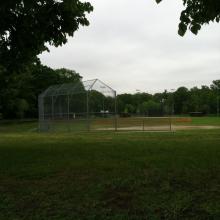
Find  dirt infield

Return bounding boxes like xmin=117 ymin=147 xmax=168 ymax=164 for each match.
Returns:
xmin=39 ymin=117 xmax=220 ymax=132
xmin=173 ymin=125 xmax=220 ymax=131
xmin=96 ymin=125 xmax=220 ymax=131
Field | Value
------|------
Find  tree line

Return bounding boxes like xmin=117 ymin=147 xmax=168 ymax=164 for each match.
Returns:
xmin=117 ymin=80 xmax=220 ymax=116
xmin=0 ymin=62 xmax=81 ymax=119
xmin=0 ymin=60 xmax=219 ymax=119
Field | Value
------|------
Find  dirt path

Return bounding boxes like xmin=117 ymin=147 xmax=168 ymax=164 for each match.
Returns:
xmin=96 ymin=125 xmax=220 ymax=131
xmin=173 ymin=125 xmax=220 ymax=131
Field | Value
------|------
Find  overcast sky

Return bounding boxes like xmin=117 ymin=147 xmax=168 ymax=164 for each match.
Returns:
xmin=39 ymin=0 xmax=220 ymax=94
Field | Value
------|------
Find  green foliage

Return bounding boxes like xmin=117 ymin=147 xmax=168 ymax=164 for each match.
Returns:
xmin=31 ymin=64 xmax=82 ymax=95
xmin=211 ymin=80 xmax=220 ymax=90
xmin=140 ymin=100 xmax=161 ymax=116
xmin=15 ymin=99 xmax=29 ymax=119
xmin=89 ymin=91 xmax=105 ymax=113
xmin=0 ymin=0 xmax=93 ymax=71
xmin=117 ymin=80 xmax=220 ymax=116
xmin=0 ymin=63 xmax=82 ymax=119
xmin=117 ymin=93 xmax=153 ymax=114
xmin=1 ymin=74 xmax=219 ymax=119
xmin=173 ymin=87 xmax=189 ymax=114
xmin=124 ymin=104 xmax=135 ymax=114
xmin=156 ymin=0 xmax=220 ymax=36
xmin=0 ymin=0 xmax=93 ymax=119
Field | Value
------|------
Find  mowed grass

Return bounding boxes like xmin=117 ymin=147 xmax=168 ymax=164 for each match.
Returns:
xmin=189 ymin=116 xmax=220 ymax=126
xmin=173 ymin=116 xmax=220 ymax=126
xmin=0 ymin=122 xmax=220 ymax=220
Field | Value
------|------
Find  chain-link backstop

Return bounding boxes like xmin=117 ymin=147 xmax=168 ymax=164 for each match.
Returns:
xmin=39 ymin=79 xmax=172 ymax=132
xmin=38 ymin=79 xmax=117 ymax=132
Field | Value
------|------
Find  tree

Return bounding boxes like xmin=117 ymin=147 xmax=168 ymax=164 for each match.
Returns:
xmin=124 ymin=104 xmax=135 ymax=114
xmin=0 ymin=63 xmax=82 ymax=119
xmin=0 ymin=0 xmax=93 ymax=71
xmin=140 ymin=100 xmax=161 ymax=116
xmin=173 ymin=87 xmax=189 ymax=114
xmin=211 ymin=80 xmax=220 ymax=90
xmin=211 ymin=80 xmax=220 ymax=115
xmin=0 ymin=0 xmax=92 ymax=118
xmin=89 ymin=91 xmax=105 ymax=113
xmin=155 ymin=0 xmax=220 ymax=36
xmin=117 ymin=94 xmax=133 ymax=113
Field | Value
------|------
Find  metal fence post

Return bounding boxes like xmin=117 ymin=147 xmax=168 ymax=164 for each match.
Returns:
xmin=67 ymin=95 xmax=70 ymax=132
xmin=52 ymin=96 xmax=54 ymax=120
xmin=67 ymin=95 xmax=70 ymax=120
xmin=217 ymin=89 xmax=219 ymax=117
xmin=87 ymin=91 xmax=90 ymax=132
xmin=38 ymin=95 xmax=44 ymax=132
xmin=169 ymin=116 xmax=172 ymax=131
xmin=114 ymin=91 xmax=117 ymax=131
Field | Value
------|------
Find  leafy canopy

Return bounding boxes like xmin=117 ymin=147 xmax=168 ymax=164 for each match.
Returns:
xmin=0 ymin=0 xmax=93 ymax=71
xmin=156 ymin=0 xmax=220 ymax=36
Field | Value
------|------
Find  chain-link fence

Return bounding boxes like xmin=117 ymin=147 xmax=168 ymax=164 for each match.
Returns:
xmin=38 ymin=79 xmax=117 ymax=132
xmin=39 ymin=79 xmax=172 ymax=132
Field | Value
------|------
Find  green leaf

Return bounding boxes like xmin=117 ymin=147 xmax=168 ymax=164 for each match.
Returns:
xmin=190 ymin=24 xmax=201 ymax=35
xmin=178 ymin=23 xmax=187 ymax=36
xmin=180 ymin=12 xmax=190 ymax=24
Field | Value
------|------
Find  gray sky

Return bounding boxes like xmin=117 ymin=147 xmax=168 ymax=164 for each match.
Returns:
xmin=39 ymin=0 xmax=220 ymax=94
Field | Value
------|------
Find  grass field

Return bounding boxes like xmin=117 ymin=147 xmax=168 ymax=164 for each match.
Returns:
xmin=0 ymin=120 xmax=220 ymax=219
